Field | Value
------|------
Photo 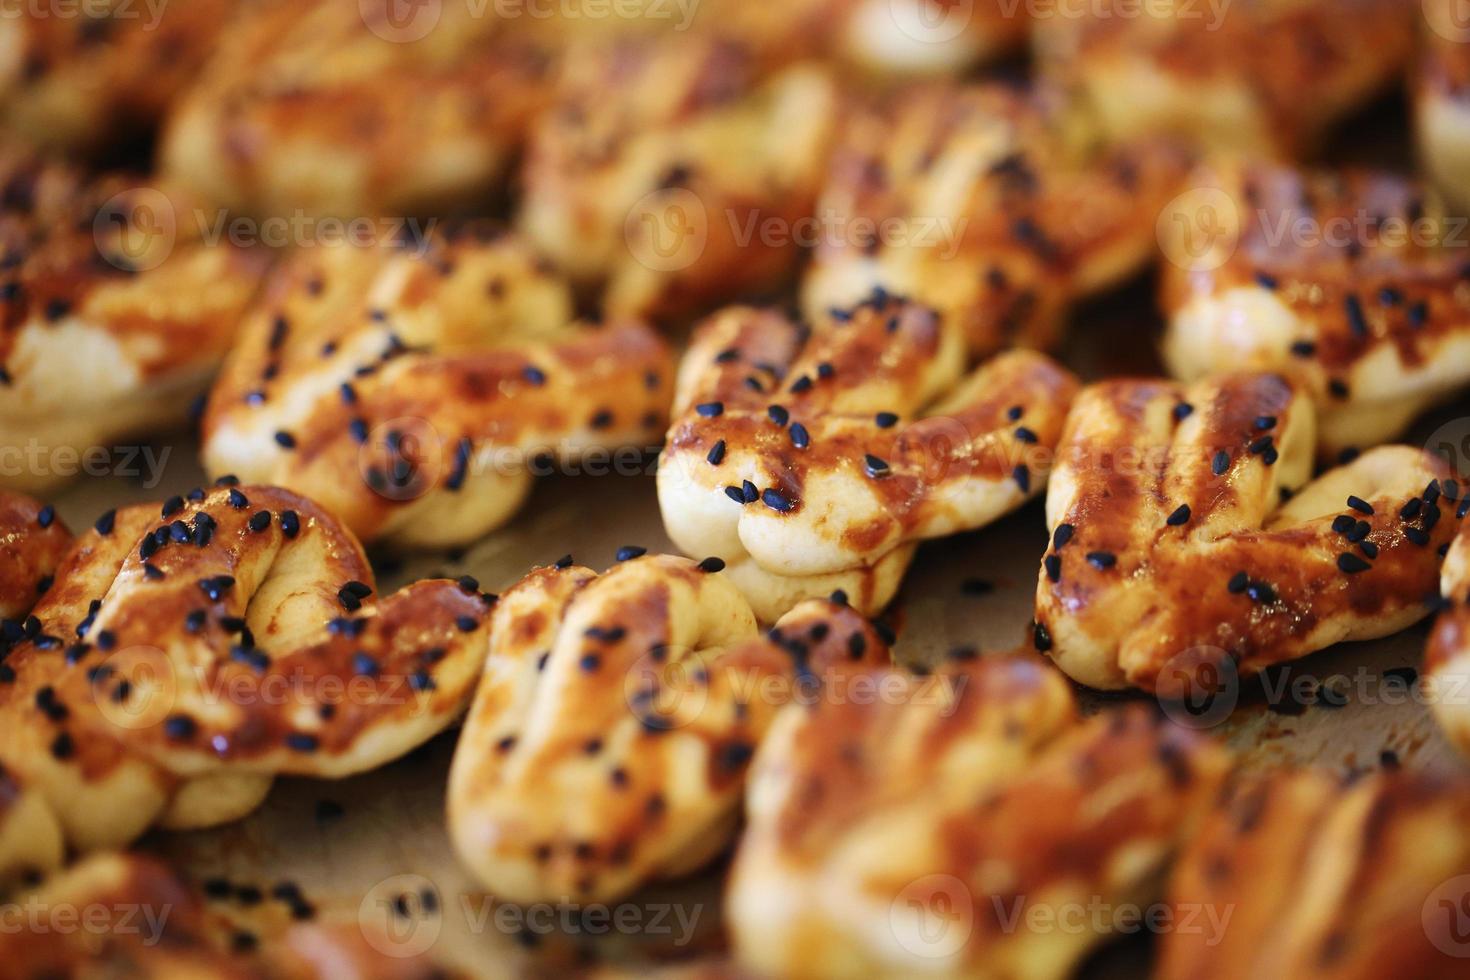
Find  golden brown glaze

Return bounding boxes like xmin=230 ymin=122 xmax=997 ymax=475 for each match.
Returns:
xmin=1037 ymin=372 xmax=1457 ymax=692
xmin=658 ymin=298 xmax=1079 ymax=621
xmin=729 ymin=668 xmax=1229 ymax=980
xmin=448 ymin=554 xmax=889 ymax=903
xmin=1162 ymin=161 xmax=1470 ymax=458
xmin=1035 ymin=0 xmax=1415 ymax=159
xmin=161 ymin=0 xmax=556 ymax=219
xmin=519 ymin=35 xmax=838 ymax=326
xmin=1426 ymin=519 xmax=1470 ymax=758
xmin=0 ymin=488 xmax=69 ymax=620
xmin=0 ymin=484 xmax=493 ymax=852
xmin=202 ymin=227 xmax=673 ymax=549
xmin=0 ymin=0 xmax=233 ymax=154
xmin=0 ymin=146 xmax=269 ymax=494
xmin=804 ymin=82 xmax=1190 ymax=355
xmin=1417 ymin=0 xmax=1470 ymax=210
xmin=1160 ymin=768 xmax=1470 ymax=979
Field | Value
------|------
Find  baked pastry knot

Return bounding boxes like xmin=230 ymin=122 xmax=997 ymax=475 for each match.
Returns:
xmin=1036 ymin=372 xmax=1457 ymax=693
xmin=1418 ymin=0 xmax=1470 ymax=212
xmin=1034 ymin=0 xmax=1414 ymax=159
xmin=1160 ymin=767 xmax=1470 ymax=979
xmin=803 ymin=82 xmax=1190 ymax=356
xmin=1161 ymin=161 xmax=1470 ymax=459
xmin=0 ymin=483 xmax=493 ymax=852
xmin=729 ymin=659 xmax=1229 ymax=980
xmin=0 ymin=0 xmax=233 ymax=155
xmin=1424 ymin=517 xmax=1470 ymax=759
xmin=161 ymin=0 xmax=555 ymax=219
xmin=658 ymin=298 xmax=1079 ymax=622
xmin=202 ymin=228 xmax=672 ymax=549
xmin=449 ymin=554 xmax=889 ymax=904
xmin=0 ymin=148 xmax=268 ymax=494
xmin=519 ymin=36 xmax=838 ymax=326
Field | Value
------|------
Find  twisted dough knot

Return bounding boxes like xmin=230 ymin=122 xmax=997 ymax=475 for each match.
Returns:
xmin=0 ymin=148 xmax=269 ymax=494
xmin=1160 ymin=768 xmax=1470 ymax=979
xmin=0 ymin=482 xmax=493 ymax=852
xmin=161 ymin=0 xmax=556 ymax=219
xmin=1036 ymin=372 xmax=1457 ymax=693
xmin=1417 ymin=0 xmax=1470 ymax=210
xmin=730 ymin=658 xmax=1229 ymax=980
xmin=1034 ymin=0 xmax=1414 ymax=159
xmin=519 ymin=35 xmax=838 ymax=325
xmin=448 ymin=554 xmax=889 ymax=904
xmin=657 ymin=298 xmax=1079 ymax=622
xmin=1162 ymin=161 xmax=1470 ymax=458
xmin=202 ymin=227 xmax=673 ymax=549
xmin=0 ymin=0 xmax=232 ymax=155
xmin=0 ymin=852 xmax=451 ymax=978
xmin=802 ymin=82 xmax=1190 ymax=356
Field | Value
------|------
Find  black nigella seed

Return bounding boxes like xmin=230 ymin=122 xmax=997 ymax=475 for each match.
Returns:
xmin=554 ymin=554 xmax=574 ymax=569
xmin=1333 ymin=514 xmax=1358 ymax=534
xmin=1014 ymin=427 xmax=1038 ymax=444
xmin=1408 ymin=301 xmax=1428 ymax=328
xmin=714 ymin=348 xmax=740 ymax=364
xmin=1013 ymin=465 xmax=1031 ymax=493
xmin=522 ymin=365 xmax=547 ymax=386
xmin=1044 ymin=555 xmax=1061 ymax=583
xmin=161 ymin=495 xmax=183 ymax=518
xmin=1255 ymin=415 xmax=1277 ymax=431
xmin=706 ymin=440 xmax=726 ymax=465
xmin=185 ymin=609 xmax=206 ymax=632
xmin=1007 ymin=405 xmax=1024 ymax=421
xmin=198 ymin=576 xmax=235 ymax=601
xmin=1344 ymin=295 xmax=1368 ymax=338
xmin=864 ymin=454 xmax=890 ymax=478
xmin=1212 ymin=451 xmax=1230 ymax=476
xmin=1360 ymin=541 xmax=1380 ymax=560
xmin=348 ymin=419 xmax=368 ymax=444
xmin=1086 ymin=551 xmax=1117 ymax=570
xmin=352 ymin=652 xmax=379 ymax=677
xmin=227 ymin=489 xmax=249 ymax=509
xmin=790 ymin=375 xmax=813 ymax=393
xmin=767 ymin=405 xmax=789 ymax=426
xmin=1053 ymin=524 xmax=1075 ymax=549
xmin=1290 ymin=341 xmax=1317 ymax=358
xmin=617 ymin=545 xmax=646 ymax=562
xmin=279 ymin=511 xmax=300 ymax=539
xmin=1329 ymin=379 xmax=1350 ymax=399
xmin=762 ymin=488 xmax=795 ymax=513
xmin=94 ymin=509 xmax=116 ymax=535
xmin=1033 ymin=621 xmax=1052 ymax=652
xmin=274 ymin=431 xmax=297 ymax=449
xmin=1426 ymin=481 xmax=1443 ymax=505
xmin=1228 ymin=571 xmax=1249 ymax=594
xmin=695 ymin=402 xmax=723 ymax=418
xmin=1347 ymin=496 xmax=1374 ymax=515
xmin=1380 ymin=286 xmax=1403 ymax=306
xmin=790 ymin=423 xmax=810 ymax=449
xmin=1346 ymin=521 xmax=1371 ymax=543
xmin=1173 ymin=403 xmax=1194 ymax=422
xmin=1338 ymin=553 xmax=1371 ymax=574
xmin=579 ymin=653 xmax=600 ymax=672
xmin=1401 ymin=498 xmax=1423 ymax=520
xmin=875 ymin=412 xmax=898 ymax=429
xmin=1167 ymin=504 xmax=1192 ymax=527
xmin=339 ymin=382 xmax=357 ymax=405
xmin=455 ymin=616 xmax=477 ymax=632
xmin=142 ymin=564 xmax=164 ymax=581
xmin=36 ymin=505 xmax=54 ymax=528
xmin=1254 ymin=271 xmax=1279 ymax=290
xmin=1249 ymin=437 xmax=1274 ymax=456
xmin=164 ymin=715 xmax=197 ymax=740
xmin=248 ymin=511 xmax=271 ymax=533
xmin=724 ymin=486 xmax=745 ymax=504
xmin=1246 ymin=581 xmax=1277 ymax=604
xmin=1406 ymin=527 xmax=1431 ymax=546
xmin=285 ymin=733 xmax=319 ymax=753
xmin=817 ymin=362 xmax=835 ymax=379
xmin=742 ymin=480 xmax=758 ymax=503
xmin=697 ymin=557 xmax=726 ymax=573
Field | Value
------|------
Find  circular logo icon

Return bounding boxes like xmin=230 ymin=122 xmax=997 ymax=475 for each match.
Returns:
xmin=93 ymin=188 xmax=177 ymax=273
xmin=889 ymin=0 xmax=976 ymax=46
xmin=1156 ymin=186 xmax=1242 ymax=273
xmin=1156 ymin=646 xmax=1239 ymax=731
xmin=890 ymin=873 xmax=974 ymax=961
xmin=1426 ymin=417 xmax=1470 ymax=481
xmin=90 ymin=645 xmax=179 ymax=732
xmin=361 ymin=0 xmax=443 ymax=42
xmin=621 ymin=645 xmax=708 ymax=733
xmin=624 ymin=188 xmax=709 ymax=274
xmin=1425 ymin=0 xmax=1470 ymax=44
xmin=357 ymin=417 xmax=444 ymax=502
xmin=359 ymin=874 xmax=443 ymax=958
xmin=1423 ymin=874 xmax=1470 ymax=957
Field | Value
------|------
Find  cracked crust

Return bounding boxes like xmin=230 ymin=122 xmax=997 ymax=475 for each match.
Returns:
xmin=1161 ymin=161 xmax=1470 ymax=458
xmin=519 ymin=36 xmax=839 ymax=326
xmin=1035 ymin=0 xmax=1415 ymax=159
xmin=0 ymin=484 xmax=492 ymax=852
xmin=1036 ymin=372 xmax=1457 ymax=692
xmin=657 ymin=298 xmax=1078 ymax=621
xmin=448 ymin=554 xmax=889 ymax=904
xmin=202 ymin=226 xmax=673 ymax=549
xmin=160 ymin=0 xmax=556 ymax=219
xmin=0 ymin=0 xmax=233 ymax=154
xmin=1160 ymin=768 xmax=1470 ymax=979
xmin=803 ymin=82 xmax=1191 ymax=356
xmin=729 ymin=668 xmax=1229 ymax=980
xmin=0 ymin=147 xmax=270 ymax=494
